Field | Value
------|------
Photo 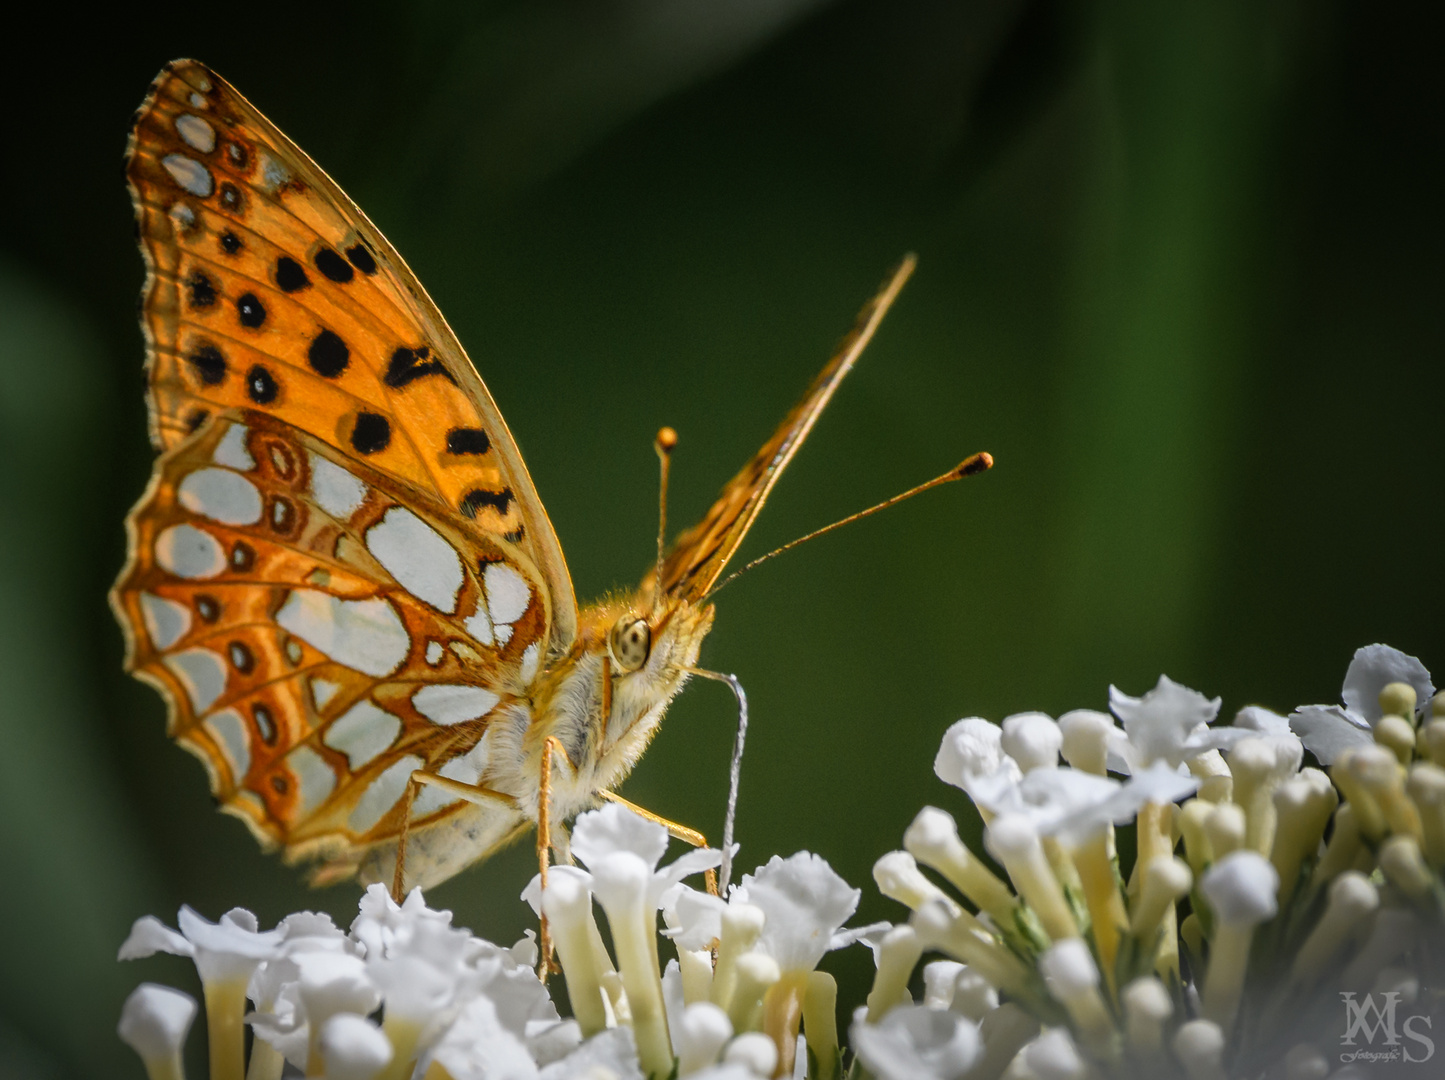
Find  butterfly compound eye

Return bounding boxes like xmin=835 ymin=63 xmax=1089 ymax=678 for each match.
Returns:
xmin=609 ymin=616 xmax=652 ymax=673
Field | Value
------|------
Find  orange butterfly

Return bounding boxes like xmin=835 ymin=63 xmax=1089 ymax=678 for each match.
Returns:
xmin=113 ymin=60 xmax=973 ymax=893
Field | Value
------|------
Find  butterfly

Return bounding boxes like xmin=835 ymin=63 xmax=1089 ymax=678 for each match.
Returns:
xmin=112 ymin=59 xmax=934 ymax=892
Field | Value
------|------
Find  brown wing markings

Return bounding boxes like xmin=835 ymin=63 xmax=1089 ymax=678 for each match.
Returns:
xmin=652 ymin=256 xmax=917 ymax=601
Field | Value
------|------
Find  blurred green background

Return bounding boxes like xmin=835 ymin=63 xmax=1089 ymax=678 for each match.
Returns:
xmin=1 ymin=1 xmax=1440 ymax=1075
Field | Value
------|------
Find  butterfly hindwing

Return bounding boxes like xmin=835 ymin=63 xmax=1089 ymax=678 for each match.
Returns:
xmin=112 ymin=411 xmax=542 ymax=871
xmin=125 ymin=58 xmax=577 ymax=655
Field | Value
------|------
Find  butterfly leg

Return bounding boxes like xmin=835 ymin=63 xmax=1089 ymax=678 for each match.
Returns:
xmin=597 ymin=791 xmax=720 ymax=897
xmin=536 ymin=736 xmax=568 ymax=982
xmin=391 ymin=773 xmax=521 ymax=902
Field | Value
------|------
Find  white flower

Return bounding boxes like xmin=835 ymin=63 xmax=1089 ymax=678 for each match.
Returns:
xmin=732 ymin=852 xmax=861 ymax=974
xmin=119 ymin=906 xmax=282 ymax=985
xmin=426 ymin=995 xmax=540 ymax=1080
xmin=318 ymin=1014 xmax=392 ymax=1080
xmin=999 ymin=712 xmax=1063 ymax=773
xmin=1109 ymin=675 xmax=1248 ymax=772
xmin=538 ymin=1027 xmax=645 ymax=1080
xmin=350 ymin=884 xmax=456 ymax=959
xmin=1234 ymin=706 xmax=1304 ymax=775
xmin=934 ymin=718 xmax=1022 ymax=805
xmin=850 ymin=1004 xmax=981 ymax=1080
xmin=1200 ymin=851 xmax=1279 ymax=927
xmin=1290 ymin=644 xmax=1435 ymax=764
xmin=971 ymin=762 xmax=1197 ymax=845
xmin=118 ymin=983 xmax=196 ymax=1077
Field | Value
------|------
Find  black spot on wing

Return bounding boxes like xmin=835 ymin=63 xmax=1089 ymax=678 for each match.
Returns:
xmin=385 ymin=346 xmax=455 ymax=388
xmin=314 ymin=247 xmax=353 ymax=283
xmin=220 ymin=230 xmax=242 ymax=255
xmin=307 ymin=330 xmax=349 ymax=377
xmin=195 ymin=595 xmax=219 ymax=622
xmin=186 ymin=270 xmax=217 ymax=309
xmin=254 ymin=703 xmax=277 ymax=745
xmin=187 ymin=343 xmax=226 ymax=386
xmin=445 ymin=428 xmax=491 ymax=455
xmin=237 ymin=293 xmax=266 ymax=329
xmin=459 ymin=488 xmax=513 ymax=519
xmin=220 ymin=183 xmax=243 ymax=211
xmin=346 ymin=243 xmax=377 ymax=274
xmin=276 ymin=256 xmax=310 ymax=293
xmin=502 ymin=526 xmax=526 ymax=544
xmin=231 ymin=541 xmax=255 ymax=572
xmin=246 ymin=365 xmax=278 ymax=404
xmin=228 ymin=641 xmax=254 ymax=674
xmin=351 ymin=412 xmax=391 ymax=454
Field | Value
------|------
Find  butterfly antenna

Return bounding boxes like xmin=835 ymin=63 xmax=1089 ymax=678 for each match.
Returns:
xmin=652 ymin=426 xmax=679 ymax=611
xmin=701 ymin=451 xmax=994 ymax=602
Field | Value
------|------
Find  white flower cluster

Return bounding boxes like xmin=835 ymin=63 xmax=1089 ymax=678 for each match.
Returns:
xmin=117 ymin=644 xmax=1445 ymax=1080
xmin=851 ymin=643 xmax=1445 ymax=1079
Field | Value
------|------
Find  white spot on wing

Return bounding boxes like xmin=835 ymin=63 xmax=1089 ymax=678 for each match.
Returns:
xmin=324 ymin=700 xmax=401 ymax=769
xmin=213 ymin=424 xmax=254 ymax=470
xmin=205 ymin=709 xmax=251 ymax=782
xmin=311 ymin=677 xmax=341 ymax=710
xmin=287 ymin=746 xmax=336 ymax=816
xmin=164 ymin=648 xmax=227 ymax=712
xmin=178 ymin=468 xmax=262 ymax=525
xmin=169 ymin=203 xmax=196 ymax=231
xmin=484 ymin=563 xmax=530 ymax=625
xmin=162 ymin=154 xmax=213 ymax=197
xmin=139 ymin=591 xmax=191 ymax=649
xmin=425 ymin=641 xmax=443 ymax=666
xmin=464 ymin=602 xmax=493 ymax=647
xmin=494 ymin=624 xmax=513 ymax=647
xmin=189 ymin=92 xmax=207 ymax=108
xmin=412 ymin=684 xmax=500 ymax=726
xmin=156 ymin=524 xmax=226 ymax=579
xmin=276 ymin=590 xmax=409 ymax=678
xmin=309 ymin=454 xmax=368 ymax=520
xmin=349 ymin=755 xmax=423 ymax=834
xmin=519 ymin=642 xmax=540 ymax=685
xmin=366 ymin=507 xmax=464 ymax=613
xmin=175 ymin=114 xmax=216 ymax=153
xmin=412 ymin=735 xmax=493 ymax=816
xmin=261 ymin=154 xmax=290 ymax=191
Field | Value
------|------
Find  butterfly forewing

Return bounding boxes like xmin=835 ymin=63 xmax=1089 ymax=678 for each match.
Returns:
xmin=125 ymin=59 xmax=577 ymax=654
xmin=650 ymin=256 xmax=916 ymax=600
xmin=113 ymin=411 xmax=544 ymax=870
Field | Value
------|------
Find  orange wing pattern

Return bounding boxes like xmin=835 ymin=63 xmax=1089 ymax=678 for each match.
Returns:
xmin=650 ymin=256 xmax=916 ymax=601
xmin=124 ymin=59 xmax=576 ymax=654
xmin=112 ymin=412 xmax=542 ymax=877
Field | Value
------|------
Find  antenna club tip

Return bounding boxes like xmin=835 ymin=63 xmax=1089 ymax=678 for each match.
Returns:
xmin=954 ymin=452 xmax=994 ymax=478
xmin=655 ymin=426 xmax=679 ymax=453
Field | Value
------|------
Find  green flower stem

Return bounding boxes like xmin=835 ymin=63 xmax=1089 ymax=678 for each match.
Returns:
xmin=802 ymin=972 xmax=840 ymax=1080
xmin=677 ymin=946 xmax=714 ymax=1006
xmin=1200 ymin=924 xmax=1254 ymax=1030
xmin=542 ymin=877 xmax=609 ymax=1037
xmin=987 ymin=819 xmax=1078 ymax=941
xmin=763 ymin=972 xmax=808 ymax=1078
xmin=710 ymin=905 xmax=765 ymax=1012
xmin=725 ymin=953 xmax=781 ymax=1034
xmin=1406 ymin=763 xmax=1445 ymax=865
xmin=603 ymin=900 xmax=672 ymax=1079
xmin=202 ymin=979 xmax=247 ymax=1080
xmin=243 ymin=1040 xmax=284 ymax=1080
xmin=864 ymin=926 xmax=921 ymax=1021
xmin=374 ymin=1016 xmax=421 ymax=1080
xmin=1070 ymin=834 xmax=1128 ymax=995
